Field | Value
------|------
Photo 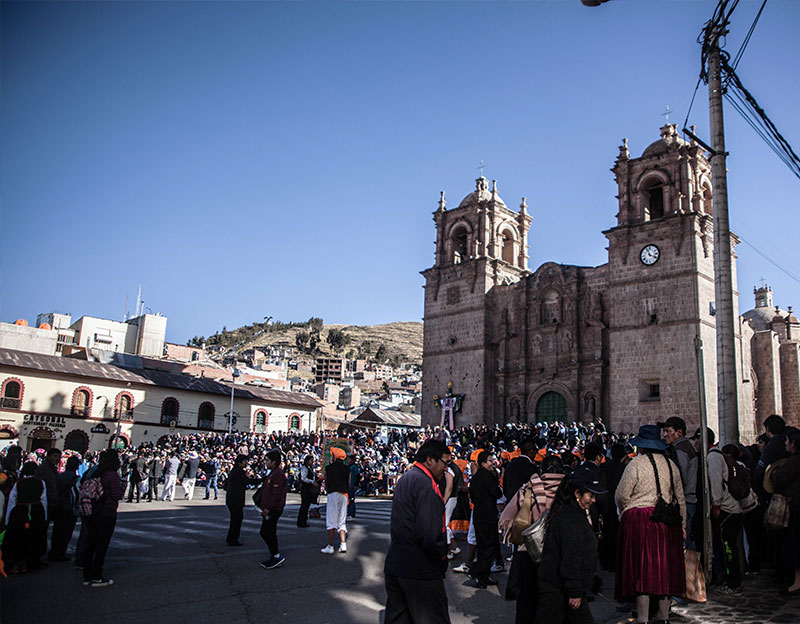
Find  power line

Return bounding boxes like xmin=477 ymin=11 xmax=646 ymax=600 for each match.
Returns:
xmin=694 ymin=1 xmax=800 ymax=180
xmin=734 ymin=233 xmax=800 ymax=286
xmin=723 ymin=61 xmax=800 ymax=180
xmin=730 ymin=0 xmax=768 ymax=72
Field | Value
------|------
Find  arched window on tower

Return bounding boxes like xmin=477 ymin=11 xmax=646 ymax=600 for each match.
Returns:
xmin=701 ymin=183 xmax=713 ymax=215
xmin=451 ymin=226 xmax=468 ymax=265
xmin=500 ymin=229 xmax=515 ymax=265
xmin=644 ymin=179 xmax=665 ymax=220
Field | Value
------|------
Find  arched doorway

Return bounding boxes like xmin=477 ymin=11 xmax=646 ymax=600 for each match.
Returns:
xmin=65 ymin=429 xmax=90 ymax=454
xmin=108 ymin=433 xmax=129 ymax=450
xmin=26 ymin=426 xmax=55 ymax=452
xmin=536 ymin=391 xmax=567 ymax=424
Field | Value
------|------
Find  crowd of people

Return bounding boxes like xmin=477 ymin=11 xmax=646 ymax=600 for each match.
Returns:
xmin=1 ymin=415 xmax=799 ymax=624
xmin=384 ymin=416 xmax=800 ymax=624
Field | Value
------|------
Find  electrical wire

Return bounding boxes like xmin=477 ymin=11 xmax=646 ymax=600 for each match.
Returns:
xmin=731 ymin=221 xmax=800 ymax=282
xmin=694 ymin=1 xmax=800 ymax=180
xmin=734 ymin=233 xmax=800 ymax=286
xmin=730 ymin=0 xmax=768 ymax=73
xmin=723 ymin=61 xmax=800 ymax=180
xmin=682 ymin=77 xmax=703 ymax=135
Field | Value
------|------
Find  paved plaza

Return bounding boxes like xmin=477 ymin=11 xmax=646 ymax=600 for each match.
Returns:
xmin=2 ymin=495 xmax=797 ymax=624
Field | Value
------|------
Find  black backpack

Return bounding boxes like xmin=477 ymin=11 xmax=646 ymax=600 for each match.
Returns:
xmin=712 ymin=449 xmax=751 ymax=500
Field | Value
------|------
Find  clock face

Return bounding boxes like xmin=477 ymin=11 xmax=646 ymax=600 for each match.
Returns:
xmin=640 ymin=244 xmax=660 ymax=266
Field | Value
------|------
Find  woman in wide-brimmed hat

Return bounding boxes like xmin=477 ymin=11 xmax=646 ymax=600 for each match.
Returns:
xmin=614 ymin=424 xmax=686 ymax=624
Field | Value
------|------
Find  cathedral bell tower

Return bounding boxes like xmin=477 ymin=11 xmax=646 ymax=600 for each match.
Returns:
xmin=421 ymin=176 xmax=531 ymax=427
xmin=602 ymin=124 xmax=752 ymax=437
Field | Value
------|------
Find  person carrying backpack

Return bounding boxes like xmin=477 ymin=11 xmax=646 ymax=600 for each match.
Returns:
xmin=82 ymin=449 xmax=123 ymax=588
xmin=49 ymin=455 xmax=81 ymax=562
xmin=708 ymin=441 xmax=744 ymax=596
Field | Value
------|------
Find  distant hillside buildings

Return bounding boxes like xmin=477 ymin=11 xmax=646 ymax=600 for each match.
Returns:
xmin=0 ymin=309 xmax=421 ymax=452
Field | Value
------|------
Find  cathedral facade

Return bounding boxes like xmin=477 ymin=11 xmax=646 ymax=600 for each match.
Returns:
xmin=420 ymin=124 xmax=797 ymax=441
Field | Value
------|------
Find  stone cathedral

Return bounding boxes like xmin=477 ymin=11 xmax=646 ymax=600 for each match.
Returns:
xmin=421 ymin=124 xmax=800 ymax=440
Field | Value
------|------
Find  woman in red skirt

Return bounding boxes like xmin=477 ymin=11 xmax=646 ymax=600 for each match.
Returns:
xmin=615 ymin=425 xmax=686 ymax=624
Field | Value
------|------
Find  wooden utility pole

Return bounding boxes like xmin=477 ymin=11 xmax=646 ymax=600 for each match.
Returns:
xmin=707 ymin=27 xmax=740 ymax=446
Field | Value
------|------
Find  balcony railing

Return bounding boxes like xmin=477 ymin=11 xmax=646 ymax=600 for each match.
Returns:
xmin=115 ymin=409 xmax=134 ymax=421
xmin=0 ymin=397 xmax=20 ymax=409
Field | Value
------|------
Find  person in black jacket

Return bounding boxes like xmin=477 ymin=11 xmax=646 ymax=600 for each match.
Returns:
xmin=147 ymin=452 xmax=163 ymax=502
xmin=469 ymin=450 xmax=503 ymax=588
xmin=503 ymin=438 xmax=538 ymax=501
xmin=225 ymin=454 xmax=258 ymax=546
xmin=535 ymin=466 xmax=606 ymax=624
xmin=384 ymin=439 xmax=451 ymax=624
xmin=49 ymin=455 xmax=80 ymax=561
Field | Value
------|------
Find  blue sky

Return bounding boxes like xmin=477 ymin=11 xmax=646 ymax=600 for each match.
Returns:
xmin=2 ymin=0 xmax=799 ymax=345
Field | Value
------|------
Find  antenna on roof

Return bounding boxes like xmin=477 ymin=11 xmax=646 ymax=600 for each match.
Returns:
xmin=135 ymin=284 xmax=142 ymax=318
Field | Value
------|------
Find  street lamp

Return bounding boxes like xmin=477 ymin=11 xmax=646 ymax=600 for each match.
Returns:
xmin=228 ymin=368 xmax=240 ymax=436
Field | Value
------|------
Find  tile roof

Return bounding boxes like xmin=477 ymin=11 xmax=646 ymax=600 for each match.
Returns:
xmin=0 ymin=348 xmax=322 ymax=410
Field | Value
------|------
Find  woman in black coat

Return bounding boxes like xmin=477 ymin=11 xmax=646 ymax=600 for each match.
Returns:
xmin=535 ymin=466 xmax=606 ymax=624
xmin=296 ymin=455 xmax=319 ymax=528
xmin=4 ymin=461 xmax=48 ymax=574
xmin=225 ymin=454 xmax=260 ymax=546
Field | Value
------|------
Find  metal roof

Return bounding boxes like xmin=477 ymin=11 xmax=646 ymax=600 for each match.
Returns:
xmin=0 ymin=348 xmax=322 ymax=410
xmin=352 ymin=407 xmax=421 ymax=428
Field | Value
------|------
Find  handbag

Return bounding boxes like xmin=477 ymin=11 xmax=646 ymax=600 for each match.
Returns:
xmin=252 ymin=486 xmax=263 ymax=508
xmin=648 ymin=454 xmax=682 ymax=527
xmin=764 ymin=493 xmax=790 ymax=530
xmin=510 ymin=484 xmax=533 ymax=546
xmin=683 ymin=549 xmax=707 ymax=603
xmin=522 ymin=508 xmax=550 ymax=562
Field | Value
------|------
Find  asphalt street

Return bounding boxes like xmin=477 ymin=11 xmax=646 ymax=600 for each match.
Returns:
xmin=2 ymin=494 xmax=523 ymax=624
xmin=4 ymin=494 xmax=793 ymax=624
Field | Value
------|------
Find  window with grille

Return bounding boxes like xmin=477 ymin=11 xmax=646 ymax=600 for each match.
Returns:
xmin=198 ymin=402 xmax=215 ymax=429
xmin=1 ymin=380 xmax=22 ymax=409
xmin=161 ymin=397 xmax=179 ymax=425
xmin=72 ymin=389 xmax=91 ymax=417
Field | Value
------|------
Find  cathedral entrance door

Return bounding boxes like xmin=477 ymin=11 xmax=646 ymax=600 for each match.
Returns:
xmin=536 ymin=391 xmax=567 ymax=424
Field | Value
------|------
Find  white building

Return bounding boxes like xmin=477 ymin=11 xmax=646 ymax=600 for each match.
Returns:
xmin=1 ymin=311 xmax=167 ymax=358
xmin=0 ymin=347 xmax=322 ymax=453
xmin=69 ymin=313 xmax=167 ymax=357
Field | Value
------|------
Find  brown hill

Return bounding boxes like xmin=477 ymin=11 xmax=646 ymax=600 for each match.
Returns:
xmin=202 ymin=320 xmax=423 ymax=366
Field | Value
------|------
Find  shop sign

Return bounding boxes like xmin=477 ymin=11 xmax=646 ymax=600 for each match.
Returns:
xmin=22 ymin=414 xmax=66 ymax=432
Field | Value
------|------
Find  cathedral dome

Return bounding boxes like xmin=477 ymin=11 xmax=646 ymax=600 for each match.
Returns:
xmin=458 ymin=176 xmax=506 ymax=208
xmin=743 ymin=306 xmax=787 ymax=331
xmin=642 ymin=124 xmax=689 ymax=158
